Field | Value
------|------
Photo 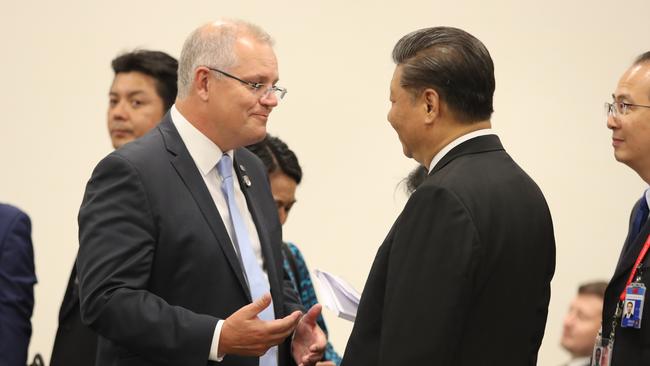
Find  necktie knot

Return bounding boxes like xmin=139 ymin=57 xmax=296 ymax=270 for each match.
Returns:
xmin=217 ymin=154 xmax=233 ymax=181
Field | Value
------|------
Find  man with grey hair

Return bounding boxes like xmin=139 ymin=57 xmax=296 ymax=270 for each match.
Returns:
xmin=76 ymin=20 xmax=326 ymax=366
xmin=600 ymin=51 xmax=650 ymax=365
xmin=341 ymin=26 xmax=555 ymax=365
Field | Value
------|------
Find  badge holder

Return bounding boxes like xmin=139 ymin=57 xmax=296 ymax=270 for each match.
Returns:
xmin=591 ymin=330 xmax=613 ymax=366
xmin=621 ymin=280 xmax=646 ymax=329
xmin=593 ymin=264 xmax=647 ymax=365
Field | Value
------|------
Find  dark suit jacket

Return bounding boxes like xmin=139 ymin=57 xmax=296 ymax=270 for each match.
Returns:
xmin=76 ymin=114 xmax=302 ymax=366
xmin=602 ymin=197 xmax=650 ymax=365
xmin=50 ymin=264 xmax=98 ymax=366
xmin=0 ymin=204 xmax=37 ymax=366
xmin=341 ymin=135 xmax=556 ymax=366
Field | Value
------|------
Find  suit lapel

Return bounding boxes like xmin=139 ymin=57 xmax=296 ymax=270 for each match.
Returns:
xmin=158 ymin=115 xmax=251 ymax=300
xmin=233 ymin=151 xmax=282 ymax=310
xmin=611 ymin=215 xmax=650 ymax=285
xmin=430 ymin=134 xmax=505 ymax=175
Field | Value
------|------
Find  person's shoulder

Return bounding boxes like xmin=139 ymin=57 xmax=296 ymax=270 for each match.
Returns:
xmin=0 ymin=204 xmax=31 ymax=250
xmin=0 ymin=204 xmax=24 ymax=219
xmin=285 ymin=242 xmax=305 ymax=260
xmin=0 ymin=204 xmax=29 ymax=228
xmin=114 ymin=127 xmax=165 ymax=161
xmin=410 ymin=179 xmax=463 ymax=205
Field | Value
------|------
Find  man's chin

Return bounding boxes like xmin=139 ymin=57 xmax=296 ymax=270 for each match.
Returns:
xmin=402 ymin=145 xmax=412 ymax=159
xmin=246 ymin=129 xmax=268 ymax=146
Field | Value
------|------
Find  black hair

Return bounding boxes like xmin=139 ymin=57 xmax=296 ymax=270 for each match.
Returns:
xmin=111 ymin=50 xmax=178 ymax=111
xmin=634 ymin=51 xmax=650 ymax=65
xmin=246 ymin=134 xmax=302 ymax=184
xmin=392 ymin=26 xmax=495 ymax=123
xmin=404 ymin=165 xmax=429 ymax=195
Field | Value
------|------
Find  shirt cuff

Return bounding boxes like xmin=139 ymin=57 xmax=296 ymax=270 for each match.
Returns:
xmin=209 ymin=319 xmax=225 ymax=362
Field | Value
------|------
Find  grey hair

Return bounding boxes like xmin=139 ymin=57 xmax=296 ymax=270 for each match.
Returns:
xmin=176 ymin=19 xmax=274 ymax=98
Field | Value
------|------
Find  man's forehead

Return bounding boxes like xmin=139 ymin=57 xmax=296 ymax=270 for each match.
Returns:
xmin=574 ymin=293 xmax=603 ymax=306
xmin=232 ymin=37 xmax=277 ymax=74
xmin=616 ymin=63 xmax=650 ymax=97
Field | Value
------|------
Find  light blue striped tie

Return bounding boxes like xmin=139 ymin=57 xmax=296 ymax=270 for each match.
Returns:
xmin=217 ymin=154 xmax=277 ymax=366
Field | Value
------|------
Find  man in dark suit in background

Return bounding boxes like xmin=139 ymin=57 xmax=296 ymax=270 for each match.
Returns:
xmin=50 ymin=49 xmax=178 ymax=366
xmin=601 ymin=51 xmax=650 ymax=365
xmin=76 ymin=19 xmax=325 ymax=366
xmin=0 ymin=204 xmax=37 ymax=366
xmin=341 ymin=26 xmax=555 ymax=366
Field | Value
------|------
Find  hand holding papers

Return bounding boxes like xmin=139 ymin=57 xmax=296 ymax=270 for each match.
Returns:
xmin=313 ymin=269 xmax=360 ymax=321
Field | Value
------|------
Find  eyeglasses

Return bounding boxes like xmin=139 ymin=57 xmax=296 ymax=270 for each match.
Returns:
xmin=604 ymin=101 xmax=650 ymax=117
xmin=206 ymin=66 xmax=287 ymax=100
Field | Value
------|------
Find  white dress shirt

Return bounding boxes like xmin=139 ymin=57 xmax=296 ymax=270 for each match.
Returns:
xmin=171 ymin=105 xmax=268 ymax=361
xmin=564 ymin=356 xmax=590 ymax=366
xmin=428 ymin=128 xmax=495 ymax=173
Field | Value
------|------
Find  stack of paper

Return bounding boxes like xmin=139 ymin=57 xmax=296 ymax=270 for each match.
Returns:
xmin=313 ymin=269 xmax=360 ymax=322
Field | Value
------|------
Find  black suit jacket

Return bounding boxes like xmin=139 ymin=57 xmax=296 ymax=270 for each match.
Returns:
xmin=341 ymin=135 xmax=556 ymax=366
xmin=0 ymin=204 xmax=37 ymax=366
xmin=602 ymin=198 xmax=650 ymax=365
xmin=50 ymin=264 xmax=98 ymax=366
xmin=76 ymin=114 xmax=302 ymax=366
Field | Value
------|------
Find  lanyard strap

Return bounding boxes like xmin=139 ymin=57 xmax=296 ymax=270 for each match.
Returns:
xmin=619 ymin=234 xmax=650 ymax=302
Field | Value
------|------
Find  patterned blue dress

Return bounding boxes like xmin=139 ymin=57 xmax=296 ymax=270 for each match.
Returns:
xmin=282 ymin=242 xmax=342 ymax=365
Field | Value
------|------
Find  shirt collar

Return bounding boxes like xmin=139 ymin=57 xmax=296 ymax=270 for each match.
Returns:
xmin=170 ymin=105 xmax=234 ymax=177
xmin=428 ymin=128 xmax=494 ymax=173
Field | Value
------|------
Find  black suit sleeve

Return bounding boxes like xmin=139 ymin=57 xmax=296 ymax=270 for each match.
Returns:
xmin=0 ymin=208 xmax=36 ymax=366
xmin=378 ymin=185 xmax=479 ymax=365
xmin=77 ymin=154 xmax=218 ymax=366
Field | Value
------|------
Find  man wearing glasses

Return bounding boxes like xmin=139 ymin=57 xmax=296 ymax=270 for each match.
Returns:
xmin=76 ymin=20 xmax=326 ymax=366
xmin=600 ymin=51 xmax=650 ymax=365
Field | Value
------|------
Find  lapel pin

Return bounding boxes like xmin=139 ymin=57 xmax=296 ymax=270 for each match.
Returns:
xmin=243 ymin=175 xmax=252 ymax=187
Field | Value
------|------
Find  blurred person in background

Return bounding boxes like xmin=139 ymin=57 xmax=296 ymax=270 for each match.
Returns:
xmin=560 ymin=281 xmax=607 ymax=366
xmin=248 ymin=134 xmax=342 ymax=366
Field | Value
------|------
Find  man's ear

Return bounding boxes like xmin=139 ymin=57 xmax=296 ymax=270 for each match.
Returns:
xmin=422 ymin=88 xmax=440 ymax=124
xmin=194 ymin=67 xmax=211 ymax=101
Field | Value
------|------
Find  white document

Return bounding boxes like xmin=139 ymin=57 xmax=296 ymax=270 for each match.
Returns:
xmin=313 ymin=269 xmax=360 ymax=322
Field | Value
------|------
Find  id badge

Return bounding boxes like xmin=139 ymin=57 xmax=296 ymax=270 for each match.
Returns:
xmin=591 ymin=337 xmax=613 ymax=366
xmin=621 ymin=282 xmax=646 ymax=329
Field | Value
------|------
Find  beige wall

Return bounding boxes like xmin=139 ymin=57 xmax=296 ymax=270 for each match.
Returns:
xmin=1 ymin=0 xmax=649 ymax=364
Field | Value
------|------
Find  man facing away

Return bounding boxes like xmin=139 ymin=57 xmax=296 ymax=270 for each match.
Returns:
xmin=341 ymin=26 xmax=556 ymax=366
xmin=560 ymin=281 xmax=607 ymax=366
xmin=76 ymin=19 xmax=325 ymax=366
xmin=50 ymin=49 xmax=178 ymax=366
xmin=600 ymin=51 xmax=650 ymax=365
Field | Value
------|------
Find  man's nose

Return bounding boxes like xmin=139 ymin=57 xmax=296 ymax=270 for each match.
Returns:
xmin=109 ymin=100 xmax=129 ymax=120
xmin=606 ymin=114 xmax=619 ymax=130
xmin=259 ymin=91 xmax=279 ymax=108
